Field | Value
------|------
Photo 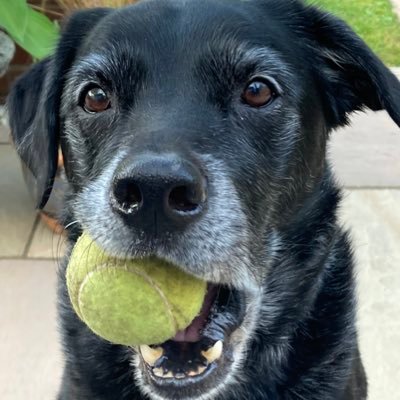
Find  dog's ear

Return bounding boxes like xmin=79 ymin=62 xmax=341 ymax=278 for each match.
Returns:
xmin=302 ymin=6 xmax=400 ymax=129
xmin=7 ymin=8 xmax=111 ymax=209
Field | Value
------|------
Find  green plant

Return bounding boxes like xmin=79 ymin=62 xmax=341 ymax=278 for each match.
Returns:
xmin=310 ymin=0 xmax=400 ymax=65
xmin=0 ymin=0 xmax=136 ymax=59
xmin=0 ymin=0 xmax=59 ymax=59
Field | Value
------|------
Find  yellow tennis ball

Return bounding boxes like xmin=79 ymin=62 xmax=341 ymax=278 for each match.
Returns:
xmin=66 ymin=233 xmax=207 ymax=346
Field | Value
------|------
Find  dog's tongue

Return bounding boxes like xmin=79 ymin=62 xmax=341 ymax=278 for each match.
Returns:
xmin=172 ymin=285 xmax=217 ymax=342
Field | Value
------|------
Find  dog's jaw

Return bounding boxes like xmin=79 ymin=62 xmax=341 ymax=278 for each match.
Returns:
xmin=130 ymin=286 xmax=264 ymax=400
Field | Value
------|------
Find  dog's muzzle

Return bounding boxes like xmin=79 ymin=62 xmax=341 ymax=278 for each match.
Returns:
xmin=136 ymin=284 xmax=247 ymax=396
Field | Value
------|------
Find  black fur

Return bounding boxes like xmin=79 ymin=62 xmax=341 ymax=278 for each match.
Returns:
xmin=8 ymin=0 xmax=400 ymax=399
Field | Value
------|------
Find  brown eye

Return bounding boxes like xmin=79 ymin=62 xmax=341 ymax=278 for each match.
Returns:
xmin=242 ymin=80 xmax=273 ymax=107
xmin=83 ymin=87 xmax=110 ymax=113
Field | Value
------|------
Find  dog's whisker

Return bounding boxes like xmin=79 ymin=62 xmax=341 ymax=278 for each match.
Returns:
xmin=64 ymin=220 xmax=79 ymax=230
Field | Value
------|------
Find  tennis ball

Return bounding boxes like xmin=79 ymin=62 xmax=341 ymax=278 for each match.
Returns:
xmin=66 ymin=233 xmax=207 ymax=346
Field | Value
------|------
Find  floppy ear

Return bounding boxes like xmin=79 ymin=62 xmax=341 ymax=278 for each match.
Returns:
xmin=7 ymin=8 xmax=111 ymax=209
xmin=303 ymin=6 xmax=400 ymax=129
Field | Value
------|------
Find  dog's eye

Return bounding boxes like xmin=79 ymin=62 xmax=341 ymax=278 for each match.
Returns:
xmin=83 ymin=87 xmax=110 ymax=113
xmin=242 ymin=80 xmax=274 ymax=107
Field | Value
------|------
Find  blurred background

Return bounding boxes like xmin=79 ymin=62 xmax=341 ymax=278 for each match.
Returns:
xmin=0 ymin=0 xmax=399 ymax=399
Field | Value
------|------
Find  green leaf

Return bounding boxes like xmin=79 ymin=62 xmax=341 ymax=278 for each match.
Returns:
xmin=19 ymin=8 xmax=60 ymax=59
xmin=0 ymin=0 xmax=59 ymax=59
xmin=0 ymin=0 xmax=28 ymax=43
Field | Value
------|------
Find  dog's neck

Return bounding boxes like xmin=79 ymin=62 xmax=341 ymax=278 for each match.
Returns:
xmin=230 ymin=172 xmax=359 ymax=400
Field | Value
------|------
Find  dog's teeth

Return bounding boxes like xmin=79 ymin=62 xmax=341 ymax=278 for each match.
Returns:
xmin=139 ymin=345 xmax=163 ymax=367
xmin=153 ymin=368 xmax=164 ymax=378
xmin=163 ymin=371 xmax=174 ymax=378
xmin=188 ymin=365 xmax=207 ymax=377
xmin=194 ymin=365 xmax=207 ymax=376
xmin=197 ymin=365 xmax=207 ymax=374
xmin=174 ymin=372 xmax=186 ymax=379
xmin=201 ymin=340 xmax=223 ymax=364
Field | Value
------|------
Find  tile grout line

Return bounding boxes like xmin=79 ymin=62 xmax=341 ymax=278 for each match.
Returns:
xmin=343 ymin=186 xmax=400 ymax=190
xmin=22 ymin=214 xmax=40 ymax=258
xmin=0 ymin=256 xmax=59 ymax=262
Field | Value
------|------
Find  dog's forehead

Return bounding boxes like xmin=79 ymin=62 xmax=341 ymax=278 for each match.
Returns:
xmin=66 ymin=0 xmax=304 ymax=105
xmin=81 ymin=0 xmax=292 ymax=63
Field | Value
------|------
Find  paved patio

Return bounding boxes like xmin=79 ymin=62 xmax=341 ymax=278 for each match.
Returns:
xmin=0 ymin=70 xmax=400 ymax=399
xmin=393 ymin=0 xmax=400 ymax=18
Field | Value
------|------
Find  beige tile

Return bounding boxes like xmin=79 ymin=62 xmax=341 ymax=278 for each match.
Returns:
xmin=392 ymin=1 xmax=400 ymax=20
xmin=0 ymin=145 xmax=37 ymax=257
xmin=329 ymin=111 xmax=400 ymax=187
xmin=392 ymin=67 xmax=400 ymax=80
xmin=0 ymin=124 xmax=10 ymax=144
xmin=0 ymin=259 xmax=63 ymax=400
xmin=27 ymin=219 xmax=67 ymax=259
xmin=340 ymin=190 xmax=400 ymax=400
xmin=0 ymin=107 xmax=10 ymax=143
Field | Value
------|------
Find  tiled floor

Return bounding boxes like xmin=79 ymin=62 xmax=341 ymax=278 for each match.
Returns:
xmin=0 ymin=259 xmax=62 ymax=400
xmin=330 ymin=110 xmax=400 ymax=187
xmin=392 ymin=0 xmax=400 ymax=19
xmin=340 ymin=190 xmax=400 ymax=399
xmin=0 ymin=107 xmax=399 ymax=399
xmin=0 ymin=145 xmax=37 ymax=257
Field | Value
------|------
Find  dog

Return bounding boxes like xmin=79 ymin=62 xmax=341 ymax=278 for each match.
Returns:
xmin=7 ymin=0 xmax=400 ymax=399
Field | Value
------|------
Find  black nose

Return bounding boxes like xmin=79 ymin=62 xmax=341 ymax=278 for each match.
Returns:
xmin=111 ymin=154 xmax=207 ymax=229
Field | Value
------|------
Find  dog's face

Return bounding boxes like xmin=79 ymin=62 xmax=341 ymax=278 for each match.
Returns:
xmin=8 ymin=0 xmax=400 ymax=399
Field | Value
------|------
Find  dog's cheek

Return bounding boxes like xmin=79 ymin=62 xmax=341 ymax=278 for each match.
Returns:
xmin=227 ymin=112 xmax=302 ymax=226
xmin=71 ymin=150 xmax=134 ymax=250
xmin=61 ymin=120 xmax=91 ymax=184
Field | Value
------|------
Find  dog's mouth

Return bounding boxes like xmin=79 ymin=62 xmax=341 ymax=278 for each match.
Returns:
xmin=137 ymin=284 xmax=246 ymax=395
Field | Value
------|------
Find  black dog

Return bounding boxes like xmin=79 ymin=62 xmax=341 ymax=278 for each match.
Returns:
xmin=8 ymin=0 xmax=400 ymax=399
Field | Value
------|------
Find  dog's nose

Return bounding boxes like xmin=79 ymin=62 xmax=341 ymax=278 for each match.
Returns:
xmin=111 ymin=154 xmax=207 ymax=228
